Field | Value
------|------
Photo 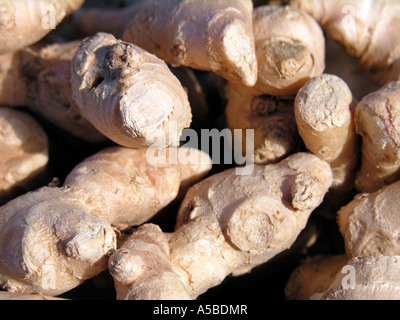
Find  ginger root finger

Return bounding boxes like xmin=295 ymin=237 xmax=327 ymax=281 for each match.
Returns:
xmin=354 ymin=81 xmax=400 ymax=193
xmin=294 ymin=74 xmax=360 ymax=195
xmin=109 ymin=152 xmax=332 ymax=299
xmin=122 ymin=0 xmax=258 ymax=87
xmin=71 ymin=32 xmax=192 ymax=149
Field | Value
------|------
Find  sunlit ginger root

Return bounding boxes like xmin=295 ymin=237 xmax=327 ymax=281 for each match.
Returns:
xmin=109 ymin=153 xmax=333 ymax=299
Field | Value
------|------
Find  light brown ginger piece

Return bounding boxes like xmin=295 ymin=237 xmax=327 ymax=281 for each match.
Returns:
xmin=0 ymin=107 xmax=48 ymax=204
xmin=353 ymin=81 xmax=400 ymax=193
xmin=0 ymin=0 xmax=84 ymax=54
xmin=284 ymin=254 xmax=348 ymax=300
xmin=0 ymin=291 xmax=67 ymax=300
xmin=289 ymin=0 xmax=400 ymax=86
xmin=251 ymin=5 xmax=325 ymax=96
xmin=0 ymin=146 xmax=211 ymax=295
xmin=226 ymin=83 xmax=300 ymax=165
xmin=338 ymin=179 xmax=400 ymax=258
xmin=312 ymin=255 xmax=400 ymax=300
xmin=121 ymin=0 xmax=258 ymax=87
xmin=71 ymin=32 xmax=192 ymax=149
xmin=109 ymin=152 xmax=333 ymax=299
xmin=0 ymin=40 xmax=106 ymax=142
xmin=295 ymin=74 xmax=360 ymax=196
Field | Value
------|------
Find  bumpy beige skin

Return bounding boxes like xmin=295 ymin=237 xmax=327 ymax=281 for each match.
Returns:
xmin=312 ymin=255 xmax=400 ymax=300
xmin=295 ymin=74 xmax=359 ymax=195
xmin=0 ymin=107 xmax=48 ymax=204
xmin=0 ymin=0 xmax=84 ymax=54
xmin=122 ymin=0 xmax=258 ymax=87
xmin=290 ymin=0 xmax=400 ymax=85
xmin=285 ymin=254 xmax=348 ymax=300
xmin=338 ymin=179 xmax=400 ymax=258
xmin=109 ymin=153 xmax=333 ymax=299
xmin=251 ymin=5 xmax=325 ymax=96
xmin=0 ymin=41 xmax=106 ymax=142
xmin=226 ymin=83 xmax=300 ymax=165
xmin=0 ymin=146 xmax=211 ymax=295
xmin=354 ymin=81 xmax=400 ymax=193
xmin=71 ymin=32 xmax=192 ymax=149
xmin=64 ymin=146 xmax=212 ymax=226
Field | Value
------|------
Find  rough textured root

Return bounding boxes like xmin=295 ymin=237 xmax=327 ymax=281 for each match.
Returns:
xmin=290 ymin=0 xmax=400 ymax=86
xmin=284 ymin=254 xmax=348 ymax=300
xmin=109 ymin=224 xmax=191 ymax=300
xmin=64 ymin=146 xmax=212 ymax=226
xmin=338 ymin=179 xmax=400 ymax=258
xmin=0 ymin=0 xmax=84 ymax=54
xmin=311 ymin=255 xmax=400 ymax=300
xmin=71 ymin=32 xmax=192 ymax=149
xmin=226 ymin=82 xmax=300 ymax=165
xmin=109 ymin=152 xmax=332 ymax=299
xmin=0 ymin=41 xmax=106 ymax=143
xmin=0 ymin=146 xmax=211 ymax=295
xmin=0 ymin=107 xmax=49 ymax=204
xmin=354 ymin=81 xmax=400 ymax=193
xmin=294 ymin=74 xmax=360 ymax=195
xmin=122 ymin=0 xmax=258 ymax=87
xmin=251 ymin=5 xmax=325 ymax=96
xmin=0 ymin=291 xmax=68 ymax=300
xmin=0 ymin=186 xmax=117 ymax=296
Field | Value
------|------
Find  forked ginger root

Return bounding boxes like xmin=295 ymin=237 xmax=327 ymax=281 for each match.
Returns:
xmin=0 ymin=0 xmax=84 ymax=54
xmin=0 ymin=107 xmax=48 ymax=204
xmin=108 ymin=153 xmax=333 ymax=299
xmin=0 ymin=146 xmax=211 ymax=295
xmin=289 ymin=0 xmax=400 ymax=85
xmin=354 ymin=81 xmax=400 ymax=193
xmin=71 ymin=32 xmax=192 ymax=149
xmin=294 ymin=74 xmax=359 ymax=196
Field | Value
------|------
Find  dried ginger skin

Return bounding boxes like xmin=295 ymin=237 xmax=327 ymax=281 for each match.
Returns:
xmin=252 ymin=5 xmax=325 ymax=96
xmin=0 ymin=187 xmax=117 ymax=296
xmin=109 ymin=153 xmax=332 ymax=300
xmin=354 ymin=81 xmax=400 ymax=193
xmin=122 ymin=0 xmax=258 ymax=87
xmin=71 ymin=32 xmax=192 ymax=149
xmin=0 ymin=107 xmax=48 ymax=204
xmin=226 ymin=83 xmax=300 ymax=165
xmin=64 ymin=146 xmax=212 ymax=226
xmin=312 ymin=255 xmax=400 ymax=300
xmin=295 ymin=74 xmax=359 ymax=193
xmin=338 ymin=179 xmax=400 ymax=258
xmin=0 ymin=0 xmax=84 ymax=55
xmin=290 ymin=0 xmax=400 ymax=85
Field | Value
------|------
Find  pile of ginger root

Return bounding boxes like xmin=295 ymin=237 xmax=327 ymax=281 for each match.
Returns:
xmin=1 ymin=0 xmax=400 ymax=301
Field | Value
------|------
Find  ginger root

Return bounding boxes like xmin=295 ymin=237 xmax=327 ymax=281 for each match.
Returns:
xmin=0 ymin=0 xmax=84 ymax=54
xmin=354 ymin=81 xmax=400 ymax=193
xmin=109 ymin=153 xmax=332 ymax=299
xmin=0 ymin=146 xmax=211 ymax=295
xmin=0 ymin=107 xmax=48 ymax=204
xmin=71 ymin=32 xmax=192 ymax=149
xmin=289 ymin=0 xmax=400 ymax=86
xmin=294 ymin=74 xmax=359 ymax=196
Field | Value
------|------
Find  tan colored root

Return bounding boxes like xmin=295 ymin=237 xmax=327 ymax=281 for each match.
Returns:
xmin=295 ymin=74 xmax=360 ymax=195
xmin=338 ymin=179 xmax=400 ymax=258
xmin=226 ymin=82 xmax=300 ymax=165
xmin=109 ymin=153 xmax=332 ymax=299
xmin=312 ymin=255 xmax=400 ymax=300
xmin=0 ymin=0 xmax=84 ymax=54
xmin=251 ymin=5 xmax=325 ymax=96
xmin=354 ymin=81 xmax=400 ymax=193
xmin=0 ymin=146 xmax=211 ymax=295
xmin=71 ymin=32 xmax=192 ymax=149
xmin=290 ymin=0 xmax=400 ymax=86
xmin=0 ymin=107 xmax=48 ymax=204
xmin=285 ymin=254 xmax=348 ymax=300
xmin=122 ymin=0 xmax=258 ymax=87
xmin=0 ymin=291 xmax=68 ymax=300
